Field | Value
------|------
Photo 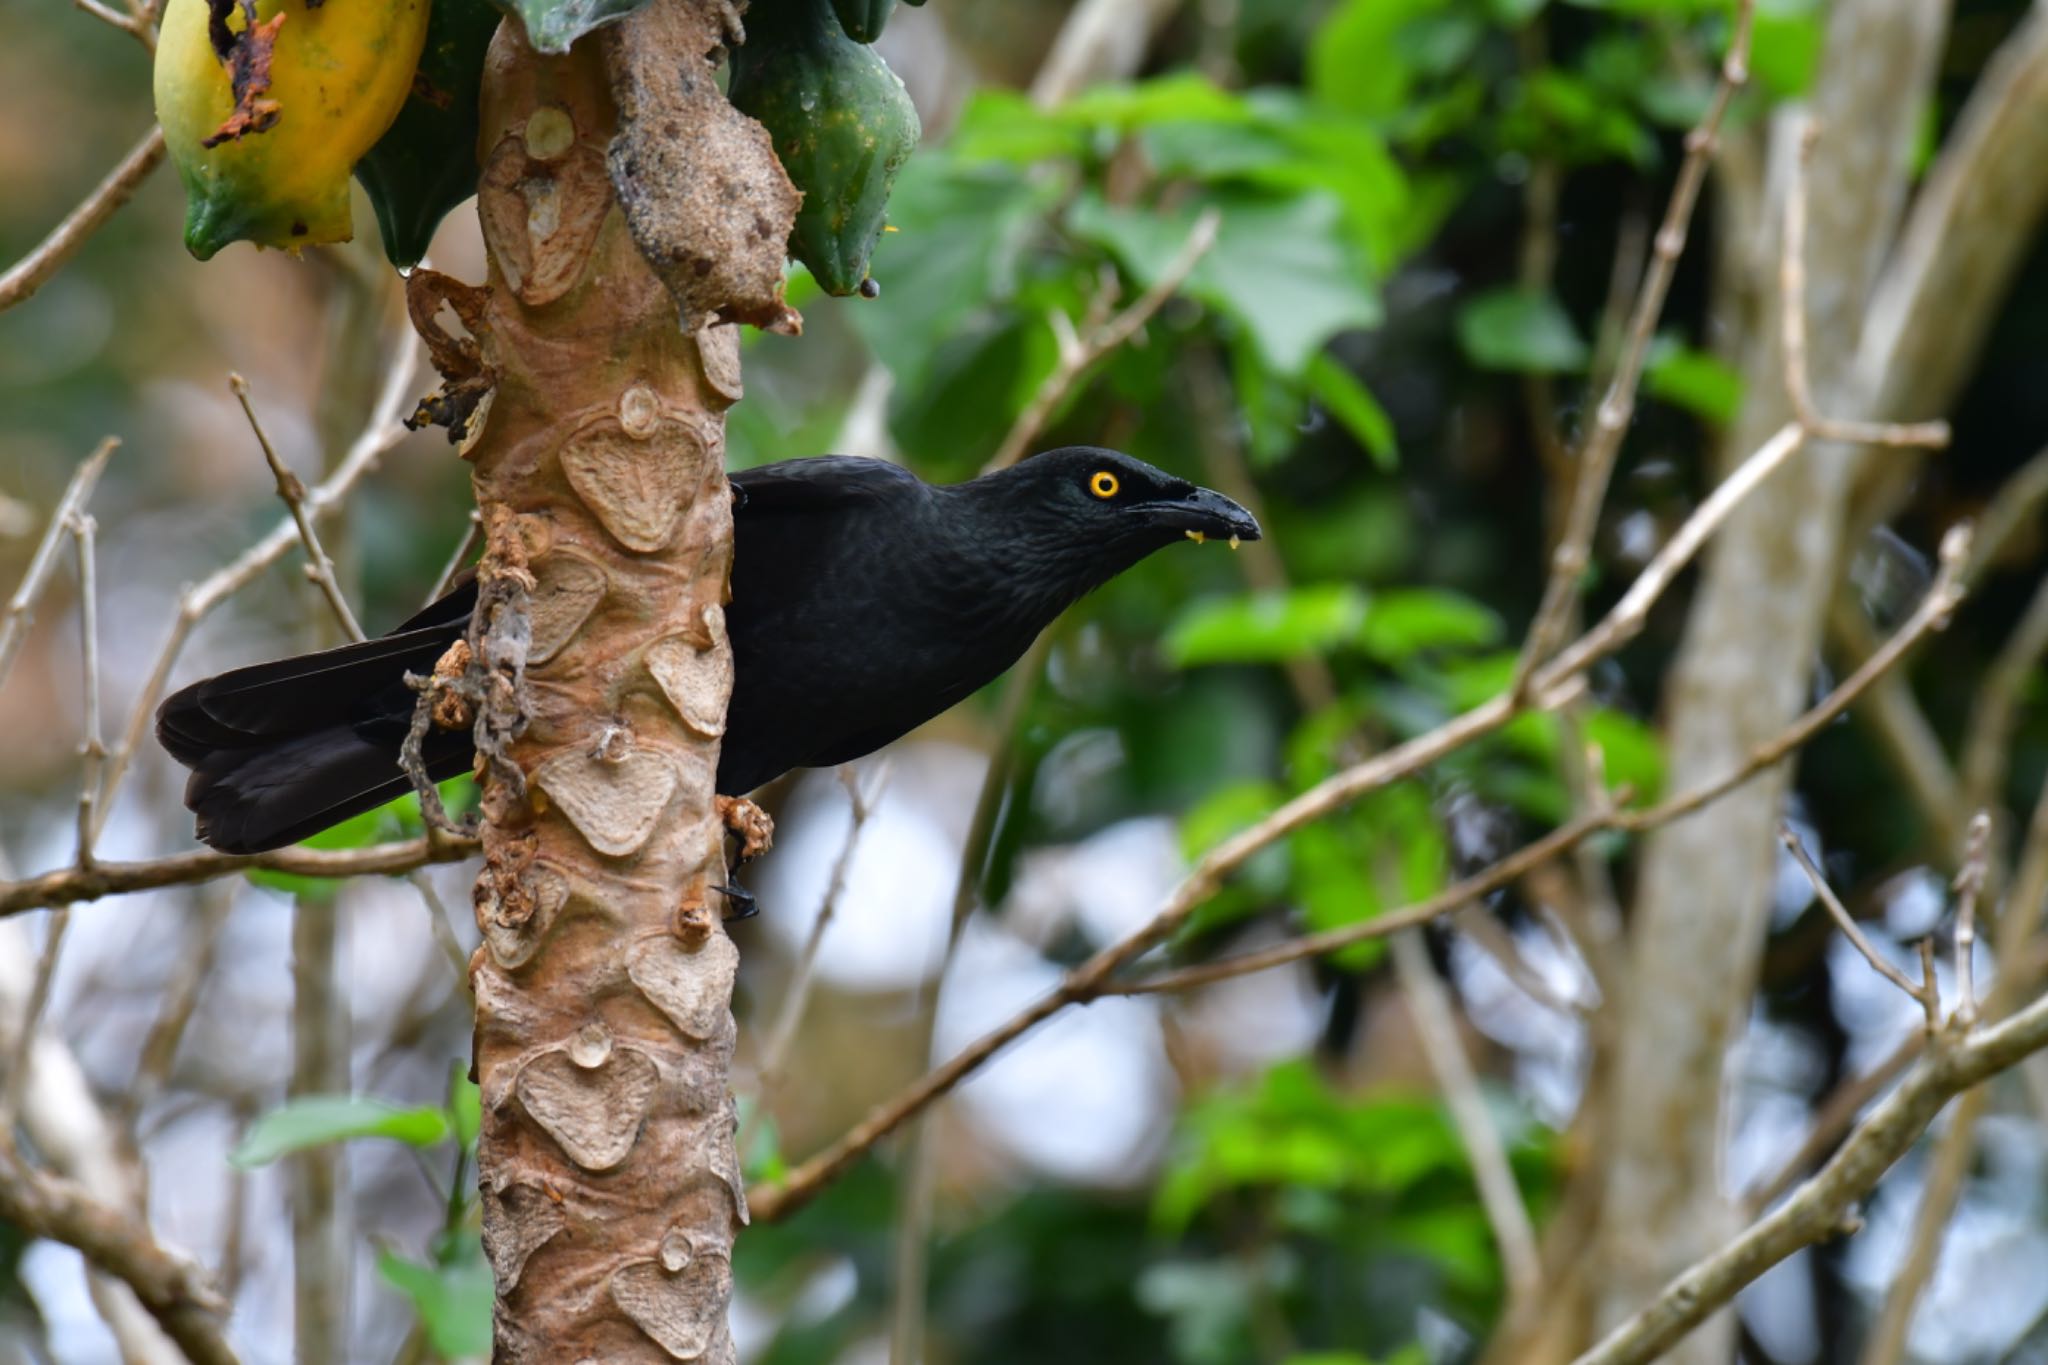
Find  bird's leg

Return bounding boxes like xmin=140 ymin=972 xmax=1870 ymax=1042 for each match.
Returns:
xmin=712 ymin=883 xmax=758 ymax=922
xmin=716 ymin=795 xmax=774 ymax=863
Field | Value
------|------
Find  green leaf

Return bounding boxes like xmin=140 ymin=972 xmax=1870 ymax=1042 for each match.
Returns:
xmin=1289 ymin=820 xmax=1387 ymax=970
xmin=1356 ymin=589 xmax=1502 ymax=662
xmin=231 ymin=1096 xmax=451 ymax=1169
xmin=848 ymin=159 xmax=1054 ymax=388
xmin=1306 ymin=354 xmax=1397 ymax=469
xmin=1456 ymin=288 xmax=1589 ymax=374
xmin=1751 ymin=0 xmax=1824 ymax=99
xmin=1180 ymin=780 xmax=1287 ymax=862
xmin=244 ymin=777 xmax=472 ymax=901
xmin=490 ymin=0 xmax=648 ymax=54
xmin=447 ymin=1065 xmax=481 ymax=1151
xmin=1309 ymin=0 xmax=1446 ymax=120
xmin=1166 ymin=585 xmax=1373 ymax=667
xmin=1646 ymin=337 xmax=1744 ymax=423
xmin=378 ymin=1242 xmax=492 ymax=1359
xmin=1070 ymin=190 xmax=1381 ymax=379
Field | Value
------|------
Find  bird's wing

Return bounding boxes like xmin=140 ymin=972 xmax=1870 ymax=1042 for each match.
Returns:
xmin=730 ymin=455 xmax=923 ymax=516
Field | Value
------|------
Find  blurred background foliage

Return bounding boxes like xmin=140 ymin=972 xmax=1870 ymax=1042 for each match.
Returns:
xmin=6 ymin=0 xmax=2048 ymax=1360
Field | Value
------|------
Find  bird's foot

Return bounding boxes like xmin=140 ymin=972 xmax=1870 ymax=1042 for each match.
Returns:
xmin=713 ymin=883 xmax=758 ymax=922
xmin=717 ymin=795 xmax=775 ymax=863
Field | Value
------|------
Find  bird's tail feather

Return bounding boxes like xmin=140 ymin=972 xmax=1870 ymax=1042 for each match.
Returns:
xmin=158 ymin=625 xmax=470 ymax=854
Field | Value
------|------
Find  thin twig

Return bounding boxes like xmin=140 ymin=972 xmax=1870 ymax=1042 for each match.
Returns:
xmin=94 ymin=339 xmax=415 ymax=841
xmin=121 ymin=887 xmax=234 ymax=1124
xmin=1116 ymin=810 xmax=1620 ymax=998
xmin=69 ymin=0 xmax=157 ymax=48
xmin=758 ymin=763 xmax=887 ymax=1088
xmin=0 ymin=1144 xmax=237 ymax=1365
xmin=0 ymin=129 xmax=165 ymax=314
xmin=1961 ymin=563 xmax=2048 ymax=814
xmin=1450 ymin=905 xmax=1591 ymax=1018
xmin=1780 ymin=119 xmax=1948 ymax=451
xmin=747 ymin=394 xmax=1944 ymax=1221
xmin=0 ymin=438 xmax=116 ymax=689
xmin=71 ymin=514 xmax=106 ymax=870
xmin=1952 ymin=812 xmax=1992 ymax=1028
xmin=1389 ymin=929 xmax=1544 ymax=1307
xmin=0 ymin=835 xmax=476 ymax=917
xmin=1619 ymin=522 xmax=1970 ymax=832
xmin=1573 ymin=982 xmax=2048 ymax=1365
xmin=1866 ymin=767 xmax=2048 ymax=1362
xmin=1742 ymin=1031 xmax=1923 ymax=1214
xmin=230 ymin=374 xmax=367 ymax=643
xmin=1 ymin=912 xmax=71 ymax=1128
xmin=1779 ymin=825 xmax=1939 ymax=1024
xmin=408 ymin=871 xmax=473 ymax=996
xmin=427 ymin=510 xmax=483 ymax=605
xmin=981 ymin=208 xmax=1221 ymax=475
xmin=1513 ymin=0 xmax=1756 ymax=696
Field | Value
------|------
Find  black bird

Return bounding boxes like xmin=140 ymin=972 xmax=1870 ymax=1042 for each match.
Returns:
xmin=157 ymin=447 xmax=1261 ymax=854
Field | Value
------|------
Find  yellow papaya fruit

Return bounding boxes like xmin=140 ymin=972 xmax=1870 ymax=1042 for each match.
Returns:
xmin=154 ymin=0 xmax=431 ymax=259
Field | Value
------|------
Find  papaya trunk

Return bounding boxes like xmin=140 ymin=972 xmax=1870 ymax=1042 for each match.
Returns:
xmin=423 ymin=8 xmax=792 ymax=1357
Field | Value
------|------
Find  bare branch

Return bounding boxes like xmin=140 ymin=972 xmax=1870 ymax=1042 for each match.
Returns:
xmin=95 ymin=339 xmax=416 ymax=840
xmin=1868 ymin=767 xmax=2048 ymax=1357
xmin=748 ymin=378 xmax=1953 ymax=1220
xmin=1513 ymin=0 xmax=1755 ymax=696
xmin=1952 ymin=812 xmax=1992 ymax=1028
xmin=121 ymin=888 xmax=234 ymax=1124
xmin=982 ymin=208 xmax=1221 ymax=475
xmin=1961 ymin=556 xmax=2048 ymax=814
xmin=71 ymin=513 xmax=106 ymax=869
xmin=758 ymin=762 xmax=887 ymax=1088
xmin=1779 ymin=825 xmax=1937 ymax=1022
xmin=0 ymin=437 xmax=116 ymax=688
xmin=1575 ymin=982 xmax=2048 ymax=1365
xmin=427 ymin=509 xmax=483 ymax=605
xmin=1390 ymin=929 xmax=1544 ymax=1307
xmin=0 ymin=835 xmax=476 ymax=918
xmin=0 ymin=1143 xmax=238 ymax=1365
xmin=1 ymin=911 xmax=71 ymax=1127
xmin=0 ymin=129 xmax=165 ymax=314
xmin=230 ymin=373 xmax=367 ymax=643
xmin=1619 ymin=523 xmax=1970 ymax=832
xmin=1742 ymin=1031 xmax=1922 ymax=1214
xmin=408 ymin=870 xmax=473 ymax=995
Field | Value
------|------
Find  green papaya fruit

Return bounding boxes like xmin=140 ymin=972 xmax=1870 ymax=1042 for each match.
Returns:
xmin=830 ymin=0 xmax=895 ymax=42
xmin=353 ymin=0 xmax=501 ymax=270
xmin=730 ymin=0 xmax=921 ymax=296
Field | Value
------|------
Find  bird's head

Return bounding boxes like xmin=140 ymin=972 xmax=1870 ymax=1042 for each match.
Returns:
xmin=987 ymin=445 xmax=1262 ymax=550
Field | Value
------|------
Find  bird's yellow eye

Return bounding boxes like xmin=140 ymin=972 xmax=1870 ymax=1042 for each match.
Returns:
xmin=1089 ymin=471 xmax=1120 ymax=499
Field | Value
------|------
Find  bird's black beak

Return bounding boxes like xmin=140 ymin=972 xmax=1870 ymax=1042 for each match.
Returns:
xmin=1142 ymin=486 xmax=1263 ymax=543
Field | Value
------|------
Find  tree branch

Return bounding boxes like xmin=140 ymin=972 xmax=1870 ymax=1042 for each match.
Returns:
xmin=0 ymin=835 xmax=476 ymax=917
xmin=0 ymin=437 xmax=116 ymax=688
xmin=229 ymin=373 xmax=367 ymax=643
xmin=0 ymin=1143 xmax=238 ymax=1365
xmin=981 ymin=208 xmax=1220 ymax=475
xmin=1512 ymin=0 xmax=1755 ymax=696
xmin=1573 ymin=983 xmax=2048 ymax=1365
xmin=0 ymin=129 xmax=165 ymax=314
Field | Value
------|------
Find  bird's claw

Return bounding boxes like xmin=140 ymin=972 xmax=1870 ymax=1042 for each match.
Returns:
xmin=713 ymin=883 xmax=758 ymax=921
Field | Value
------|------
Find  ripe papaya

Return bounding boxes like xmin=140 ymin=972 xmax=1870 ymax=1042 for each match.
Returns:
xmin=154 ymin=0 xmax=430 ymax=259
xmin=729 ymin=0 xmax=921 ymax=296
xmin=355 ymin=0 xmax=501 ymax=268
xmin=830 ymin=0 xmax=894 ymax=43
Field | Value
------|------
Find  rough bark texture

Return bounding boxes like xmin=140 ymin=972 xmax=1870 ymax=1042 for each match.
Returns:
xmin=1590 ymin=0 xmax=1951 ymax=1357
xmin=438 ymin=8 xmax=795 ymax=1358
